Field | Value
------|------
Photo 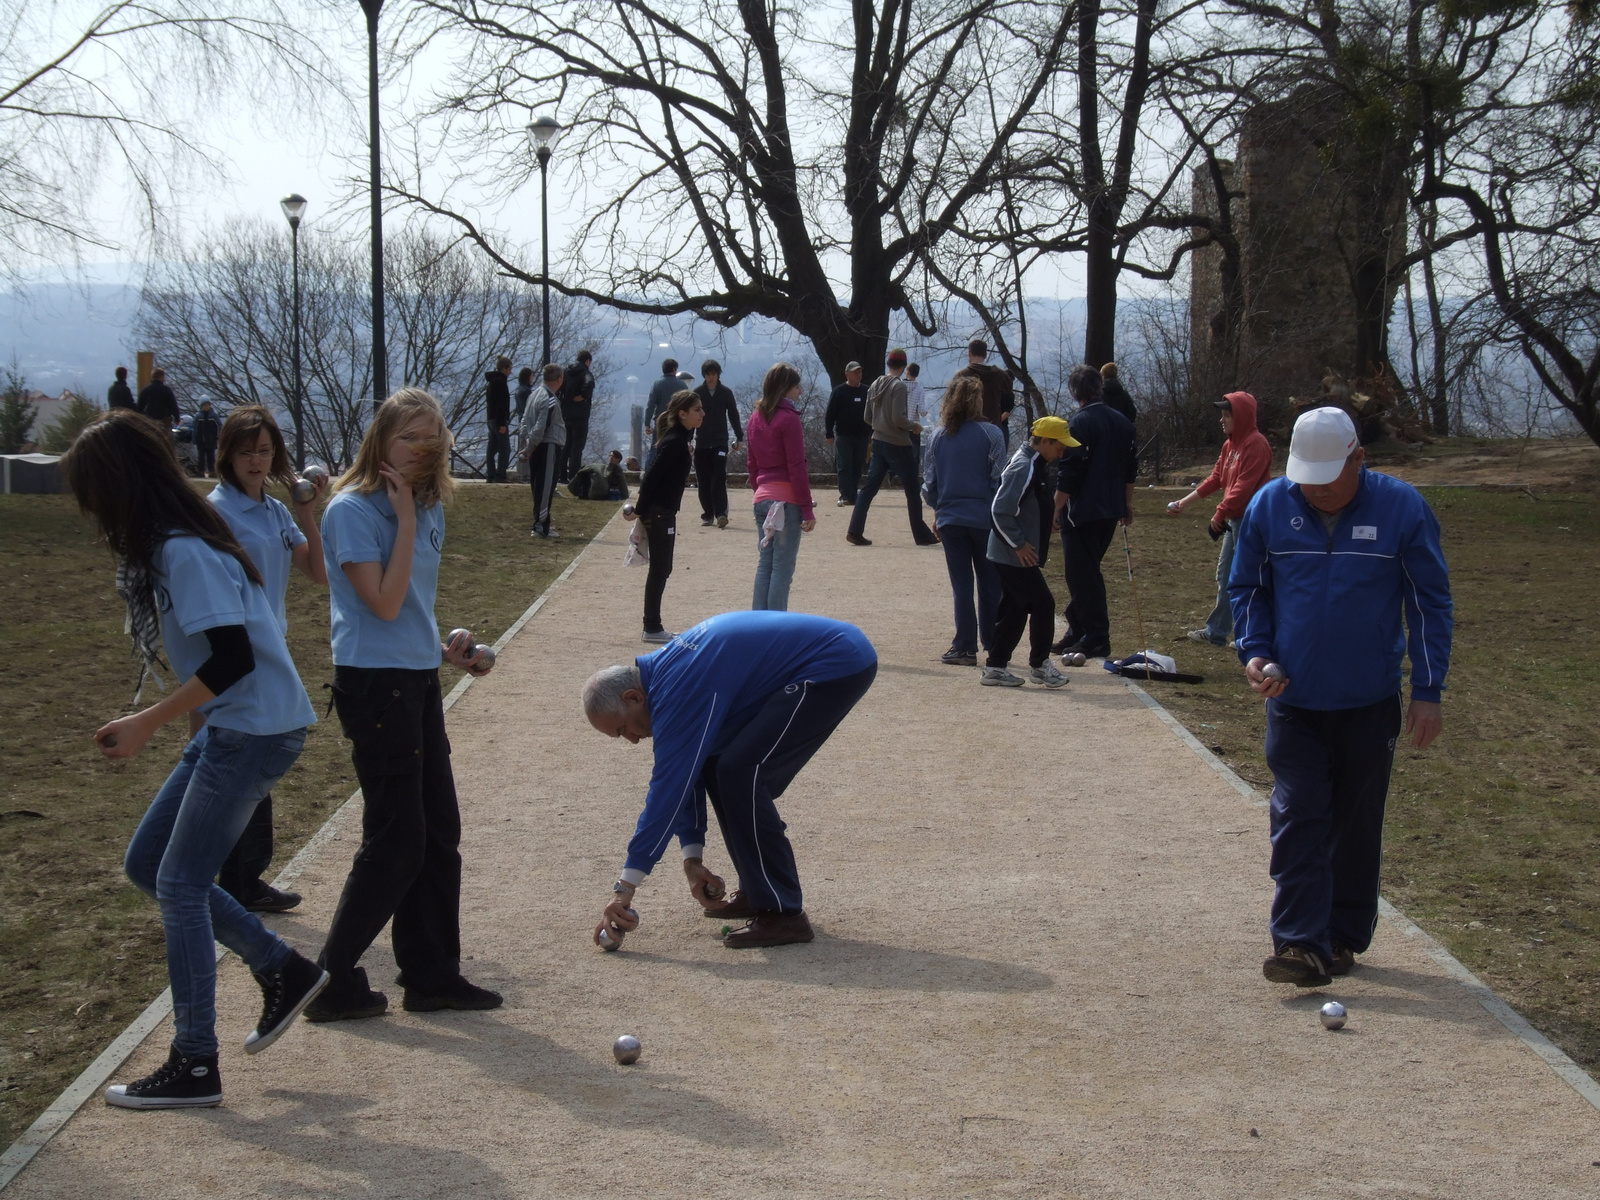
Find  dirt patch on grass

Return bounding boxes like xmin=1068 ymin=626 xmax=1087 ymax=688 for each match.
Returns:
xmin=0 ymin=483 xmax=612 ymax=1149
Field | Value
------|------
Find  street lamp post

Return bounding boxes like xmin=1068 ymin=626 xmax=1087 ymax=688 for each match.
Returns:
xmin=527 ymin=115 xmax=562 ymax=367
xmin=280 ymin=193 xmax=308 ymax=471
xmin=359 ymin=0 xmax=388 ymax=410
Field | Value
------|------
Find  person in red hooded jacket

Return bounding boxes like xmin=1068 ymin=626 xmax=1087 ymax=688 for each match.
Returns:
xmin=1168 ymin=391 xmax=1272 ymax=646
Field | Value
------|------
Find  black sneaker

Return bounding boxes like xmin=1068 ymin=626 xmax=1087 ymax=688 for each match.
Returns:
xmin=1262 ymin=945 xmax=1332 ymax=987
xmin=402 ymin=976 xmax=504 ymax=1013
xmin=1078 ymin=642 xmax=1112 ymax=659
xmin=701 ymin=515 xmax=715 ymax=526
xmin=846 ymin=533 xmax=872 ymax=546
xmin=105 ymin=1043 xmax=221 ymax=1109
xmin=941 ymin=647 xmax=978 ymax=666
xmin=241 ymin=882 xmax=302 ymax=913
xmin=245 ymin=950 xmax=329 ymax=1054
xmin=1329 ymin=943 xmax=1356 ymax=976
xmin=1051 ymin=631 xmax=1083 ymax=655
xmin=302 ymin=966 xmax=388 ymax=1023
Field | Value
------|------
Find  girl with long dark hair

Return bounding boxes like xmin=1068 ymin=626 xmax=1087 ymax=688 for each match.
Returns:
xmin=745 ymin=363 xmax=815 ymax=610
xmin=629 ymin=389 xmax=705 ymax=642
xmin=63 ymin=411 xmax=327 ymax=1110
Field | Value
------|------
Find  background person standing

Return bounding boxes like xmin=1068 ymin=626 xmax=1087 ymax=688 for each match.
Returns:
xmin=559 ymin=350 xmax=596 ymax=483
xmin=107 ymin=366 xmax=135 ymax=411
xmin=194 ymin=400 xmax=220 ymax=479
xmin=520 ymin=364 xmax=567 ymax=538
xmin=952 ymin=338 xmax=1014 ymax=443
xmin=904 ymin=362 xmax=929 ymax=479
xmin=484 ymin=357 xmax=513 ymax=483
xmin=631 ymin=389 xmax=703 ymax=642
xmin=845 ymin=349 xmax=936 ymax=548
xmin=1168 ymin=391 xmax=1273 ymax=647
xmin=824 ymin=363 xmax=871 ymax=507
xmin=693 ymin=359 xmax=744 ymax=528
xmin=644 ymin=359 xmax=681 ymax=469
xmin=745 ymin=362 xmax=815 ymax=611
xmin=1099 ymin=362 xmax=1138 ymax=425
xmin=1230 ymin=405 xmax=1452 ymax=987
xmin=137 ymin=368 xmax=180 ymax=429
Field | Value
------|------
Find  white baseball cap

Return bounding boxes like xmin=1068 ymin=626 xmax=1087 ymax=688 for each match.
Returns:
xmin=1286 ymin=406 xmax=1359 ymax=485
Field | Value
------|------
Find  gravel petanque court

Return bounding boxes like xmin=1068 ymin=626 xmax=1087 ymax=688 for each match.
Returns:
xmin=8 ymin=502 xmax=1599 ymax=1199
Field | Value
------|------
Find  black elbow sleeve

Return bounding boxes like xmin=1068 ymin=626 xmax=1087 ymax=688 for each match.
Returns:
xmin=195 ymin=624 xmax=256 ymax=696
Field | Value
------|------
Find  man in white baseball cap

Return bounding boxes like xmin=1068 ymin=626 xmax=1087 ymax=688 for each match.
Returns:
xmin=1227 ymin=404 xmax=1454 ymax=988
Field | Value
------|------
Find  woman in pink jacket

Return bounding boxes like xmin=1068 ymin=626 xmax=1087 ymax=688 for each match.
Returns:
xmin=745 ymin=363 xmax=817 ymax=610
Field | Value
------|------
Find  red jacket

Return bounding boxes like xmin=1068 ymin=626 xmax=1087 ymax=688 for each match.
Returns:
xmin=1197 ymin=391 xmax=1272 ymax=523
xmin=745 ymin=397 xmax=815 ymax=521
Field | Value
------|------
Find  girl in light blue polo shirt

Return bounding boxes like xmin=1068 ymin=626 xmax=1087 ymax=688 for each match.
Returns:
xmin=307 ymin=388 xmax=502 ymax=1023
xmin=207 ymin=405 xmax=328 ymax=914
xmin=62 ymin=411 xmax=330 ymax=1111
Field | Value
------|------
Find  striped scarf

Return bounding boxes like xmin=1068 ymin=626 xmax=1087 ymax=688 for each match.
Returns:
xmin=115 ymin=558 xmax=169 ymax=703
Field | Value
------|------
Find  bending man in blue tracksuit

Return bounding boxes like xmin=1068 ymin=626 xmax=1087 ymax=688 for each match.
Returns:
xmin=1230 ymin=406 xmax=1453 ymax=987
xmin=582 ymin=611 xmax=878 ymax=949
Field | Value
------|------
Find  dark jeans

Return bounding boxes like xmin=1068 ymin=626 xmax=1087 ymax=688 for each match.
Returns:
xmin=1060 ymin=517 xmax=1119 ymax=652
xmin=848 ymin=440 xmax=935 ymax=542
xmin=321 ymin=667 xmax=462 ymax=996
xmin=938 ymin=524 xmax=1000 ymax=653
xmin=197 ymin=445 xmax=217 ymax=476
xmin=562 ymin=405 xmax=590 ymax=482
xmin=1265 ymin=694 xmax=1402 ymax=962
xmin=834 ymin=435 xmax=869 ymax=502
xmin=217 ymin=794 xmax=274 ymax=900
xmin=701 ymin=663 xmax=877 ymax=913
xmin=528 ymin=441 xmax=559 ymax=534
xmin=485 ymin=429 xmax=510 ymax=482
xmin=989 ymin=561 xmax=1056 ymax=669
xmin=641 ymin=507 xmax=677 ymax=633
xmin=696 ymin=442 xmax=731 ymax=519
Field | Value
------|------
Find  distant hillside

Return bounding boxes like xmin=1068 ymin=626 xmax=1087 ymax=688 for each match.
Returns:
xmin=1 ymin=283 xmax=142 ymax=396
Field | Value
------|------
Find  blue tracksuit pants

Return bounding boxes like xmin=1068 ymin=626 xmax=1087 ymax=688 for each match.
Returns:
xmin=700 ymin=663 xmax=877 ymax=914
xmin=1265 ymin=693 xmax=1402 ymax=961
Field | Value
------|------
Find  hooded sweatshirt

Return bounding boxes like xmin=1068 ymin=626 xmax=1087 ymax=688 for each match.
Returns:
xmin=1196 ymin=391 xmax=1272 ymax=524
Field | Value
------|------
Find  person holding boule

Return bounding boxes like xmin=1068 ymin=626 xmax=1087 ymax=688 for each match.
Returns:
xmin=629 ymin=388 xmax=704 ymax=643
xmin=1230 ymin=405 xmax=1452 ymax=987
xmin=583 ymin=611 xmax=877 ymax=949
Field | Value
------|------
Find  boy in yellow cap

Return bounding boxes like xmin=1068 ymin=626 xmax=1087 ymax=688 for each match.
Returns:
xmin=981 ymin=416 xmax=1080 ymax=687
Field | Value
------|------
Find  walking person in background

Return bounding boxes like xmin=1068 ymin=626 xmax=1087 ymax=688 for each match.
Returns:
xmin=643 ymin=358 xmax=681 ymax=469
xmin=904 ymin=362 xmax=928 ymax=480
xmin=559 ymin=350 xmax=596 ymax=483
xmin=630 ymin=389 xmax=704 ymax=642
xmin=206 ymin=405 xmax=328 ymax=915
xmin=308 ymin=388 xmax=501 ymax=1022
xmin=62 ymin=412 xmax=328 ymax=1109
xmin=138 ymin=368 xmax=180 ymax=429
xmin=824 ymin=362 xmax=871 ymax=508
xmin=846 ymin=349 xmax=937 ymax=547
xmin=194 ymin=400 xmax=220 ymax=479
xmin=107 ymin=366 xmax=135 ymax=411
xmin=1052 ymin=365 xmax=1138 ymax=660
xmin=1100 ymin=362 xmax=1138 ymax=425
xmin=484 ymin=356 xmax=512 ymax=483
xmin=922 ymin=376 xmax=1006 ymax=666
xmin=1168 ymin=391 xmax=1272 ymax=647
xmin=520 ymin=364 xmax=566 ymax=538
xmin=745 ymin=362 xmax=815 ymax=611
xmin=982 ymin=418 xmax=1078 ymax=688
xmin=694 ymin=359 xmax=744 ymax=528
xmin=952 ymin=339 xmax=1014 ymax=444
xmin=1231 ymin=406 xmax=1452 ymax=987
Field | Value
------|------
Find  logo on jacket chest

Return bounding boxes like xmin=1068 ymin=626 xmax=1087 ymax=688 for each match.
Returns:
xmin=1290 ymin=515 xmax=1304 ymax=531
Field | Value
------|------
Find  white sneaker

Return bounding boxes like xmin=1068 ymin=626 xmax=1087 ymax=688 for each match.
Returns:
xmin=980 ymin=666 xmax=1024 ymax=687
xmin=836 ymin=497 xmax=848 ymax=507
xmin=641 ymin=630 xmax=676 ymax=644
xmin=1029 ymin=661 xmax=1069 ymax=688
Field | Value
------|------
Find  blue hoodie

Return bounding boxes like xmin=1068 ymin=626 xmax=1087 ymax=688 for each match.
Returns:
xmin=1228 ymin=469 xmax=1452 ymax=710
xmin=622 ymin=612 xmax=877 ymax=879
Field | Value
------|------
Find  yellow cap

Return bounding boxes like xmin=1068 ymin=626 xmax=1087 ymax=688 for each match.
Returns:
xmin=1030 ymin=416 xmax=1080 ymax=447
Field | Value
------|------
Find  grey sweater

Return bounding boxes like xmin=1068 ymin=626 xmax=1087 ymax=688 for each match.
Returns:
xmin=520 ymin=385 xmax=566 ymax=448
xmin=865 ymin=374 xmax=917 ymax=447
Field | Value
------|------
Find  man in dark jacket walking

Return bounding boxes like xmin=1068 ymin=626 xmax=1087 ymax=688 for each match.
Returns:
xmin=485 ymin=356 xmax=513 ymax=482
xmin=1052 ymin=364 xmax=1138 ymax=659
xmin=107 ymin=366 xmax=135 ymax=411
xmin=824 ymin=363 xmax=870 ymax=506
xmin=193 ymin=399 xmax=220 ymax=477
xmin=952 ymin=339 xmax=1015 ymax=443
xmin=1100 ymin=362 xmax=1138 ymax=425
xmin=559 ymin=350 xmax=596 ymax=482
xmin=137 ymin=368 xmax=180 ymax=428
xmin=693 ymin=358 xmax=744 ymax=527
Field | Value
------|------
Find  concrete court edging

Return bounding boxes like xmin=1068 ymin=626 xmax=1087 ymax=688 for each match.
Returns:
xmin=1121 ymin=677 xmax=1600 ymax=1115
xmin=0 ymin=512 xmax=623 ymax=1193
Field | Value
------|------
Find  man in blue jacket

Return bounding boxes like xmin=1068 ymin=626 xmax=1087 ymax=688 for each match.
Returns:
xmin=583 ymin=612 xmax=878 ymax=948
xmin=1230 ymin=406 xmax=1452 ymax=987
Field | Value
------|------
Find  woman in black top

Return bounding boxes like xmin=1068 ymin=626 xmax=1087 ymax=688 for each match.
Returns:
xmin=631 ymin=389 xmax=704 ymax=642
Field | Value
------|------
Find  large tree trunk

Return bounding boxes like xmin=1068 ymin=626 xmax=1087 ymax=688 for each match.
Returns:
xmin=1083 ymin=207 xmax=1118 ymax=369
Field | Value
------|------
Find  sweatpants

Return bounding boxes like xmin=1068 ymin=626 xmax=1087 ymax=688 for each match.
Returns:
xmin=988 ymin=561 xmax=1056 ymax=669
xmin=217 ymin=794 xmax=274 ymax=900
xmin=321 ymin=666 xmax=462 ymax=997
xmin=695 ymin=442 xmax=730 ymax=520
xmin=1060 ymin=517 xmax=1119 ymax=651
xmin=1265 ymin=694 xmax=1402 ymax=962
xmin=528 ymin=441 xmax=560 ymax=534
xmin=700 ymin=663 xmax=877 ymax=913
xmin=641 ymin=506 xmax=677 ymax=633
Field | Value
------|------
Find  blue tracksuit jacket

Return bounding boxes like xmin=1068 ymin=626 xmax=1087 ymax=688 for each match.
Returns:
xmin=624 ymin=611 xmax=877 ymax=877
xmin=1229 ymin=469 xmax=1452 ymax=710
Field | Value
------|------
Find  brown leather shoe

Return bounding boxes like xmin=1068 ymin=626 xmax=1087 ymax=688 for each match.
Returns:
xmin=702 ymin=889 xmax=756 ymax=920
xmin=722 ymin=910 xmax=815 ymax=949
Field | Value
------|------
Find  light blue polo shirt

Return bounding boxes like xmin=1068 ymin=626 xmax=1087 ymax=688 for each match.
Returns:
xmin=321 ymin=487 xmax=444 ymax=669
xmin=153 ymin=535 xmax=316 ymax=735
xmin=208 ymin=482 xmax=305 ymax=633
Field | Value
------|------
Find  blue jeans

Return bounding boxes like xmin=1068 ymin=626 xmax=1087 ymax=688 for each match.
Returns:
xmin=937 ymin=523 xmax=1000 ymax=653
xmin=752 ymin=500 xmax=803 ymax=611
xmin=848 ymin=440 xmax=934 ymax=542
xmin=1204 ymin=520 xmax=1238 ymax=642
xmin=125 ymin=725 xmax=306 ymax=1055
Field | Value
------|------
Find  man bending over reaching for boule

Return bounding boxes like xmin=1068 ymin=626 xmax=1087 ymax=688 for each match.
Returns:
xmin=582 ymin=611 xmax=877 ymax=949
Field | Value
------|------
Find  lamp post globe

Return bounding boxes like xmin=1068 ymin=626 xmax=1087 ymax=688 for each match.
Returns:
xmin=527 ymin=115 xmax=562 ymax=368
xmin=281 ymin=193 xmax=308 ymax=471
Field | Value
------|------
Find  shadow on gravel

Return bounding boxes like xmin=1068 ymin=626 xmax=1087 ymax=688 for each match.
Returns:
xmin=327 ymin=1015 xmax=777 ymax=1150
xmin=1276 ymin=965 xmax=1499 ymax=1030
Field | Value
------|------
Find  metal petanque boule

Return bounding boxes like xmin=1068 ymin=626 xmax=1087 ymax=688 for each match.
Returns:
xmin=1263 ymin=662 xmax=1286 ymax=682
xmin=1320 ymin=1001 xmax=1348 ymax=1030
xmin=1065 ymin=652 xmax=1088 ymax=667
xmin=288 ymin=464 xmax=329 ymax=505
xmin=472 ymin=644 xmax=497 ymax=672
xmin=613 ymin=1034 xmax=641 ymax=1065
xmin=447 ymin=628 xmax=473 ymax=653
